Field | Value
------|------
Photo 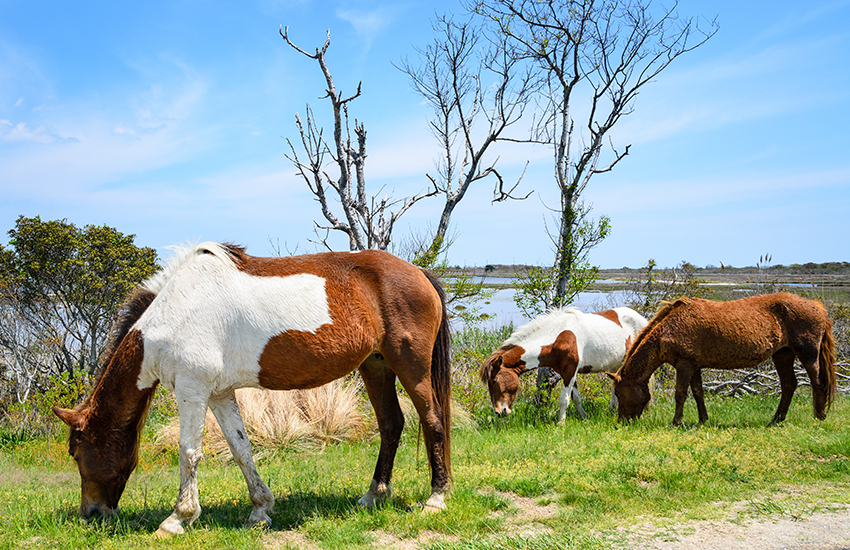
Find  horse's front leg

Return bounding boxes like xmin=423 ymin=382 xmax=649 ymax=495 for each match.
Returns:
xmin=688 ymin=367 xmax=708 ymax=424
xmin=557 ymin=374 xmax=586 ymax=422
xmin=672 ymin=361 xmax=697 ymax=427
xmin=209 ymin=392 xmax=274 ymax=527
xmin=607 ymin=380 xmax=619 ymax=413
xmin=156 ymin=386 xmax=208 ymax=537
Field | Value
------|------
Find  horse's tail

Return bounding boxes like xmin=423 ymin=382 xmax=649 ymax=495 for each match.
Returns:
xmin=422 ymin=269 xmax=452 ymax=478
xmin=816 ymin=318 xmax=837 ymax=419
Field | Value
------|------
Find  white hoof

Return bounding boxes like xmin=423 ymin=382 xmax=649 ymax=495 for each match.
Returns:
xmin=421 ymin=490 xmax=447 ymax=513
xmin=155 ymin=516 xmax=185 ymax=538
xmin=357 ymin=480 xmax=391 ymax=510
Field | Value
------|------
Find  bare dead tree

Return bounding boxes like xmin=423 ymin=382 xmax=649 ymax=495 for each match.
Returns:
xmin=397 ymin=15 xmax=538 ymax=263
xmin=469 ymin=0 xmax=718 ymax=307
xmin=280 ymin=27 xmax=438 ymax=251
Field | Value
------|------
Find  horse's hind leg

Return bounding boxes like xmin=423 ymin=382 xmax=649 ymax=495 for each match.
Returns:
xmin=393 ymin=362 xmax=449 ymax=512
xmin=209 ymin=391 xmax=274 ymax=527
xmin=357 ymin=356 xmax=404 ymax=509
xmin=798 ymin=348 xmax=830 ymax=420
xmin=771 ymin=348 xmax=798 ymax=425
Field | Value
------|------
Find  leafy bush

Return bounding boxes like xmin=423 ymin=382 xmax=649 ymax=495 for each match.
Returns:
xmin=4 ymin=370 xmax=89 ymax=434
xmin=451 ymin=322 xmax=515 ymax=421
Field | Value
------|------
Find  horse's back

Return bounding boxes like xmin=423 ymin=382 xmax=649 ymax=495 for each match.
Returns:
xmin=135 ymin=246 xmax=442 ymax=392
xmin=661 ymin=293 xmax=827 ymax=368
xmin=573 ymin=311 xmax=638 ymax=369
xmin=612 ymin=307 xmax=649 ymax=338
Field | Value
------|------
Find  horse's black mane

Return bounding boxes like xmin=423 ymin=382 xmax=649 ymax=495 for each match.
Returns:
xmin=212 ymin=242 xmax=249 ymax=263
xmin=93 ymin=287 xmax=156 ymax=386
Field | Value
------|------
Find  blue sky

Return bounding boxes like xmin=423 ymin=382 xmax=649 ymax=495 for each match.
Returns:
xmin=1 ymin=0 xmax=848 ymax=269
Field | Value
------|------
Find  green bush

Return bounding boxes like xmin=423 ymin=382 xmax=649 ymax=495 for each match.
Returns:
xmin=5 ymin=370 xmax=89 ymax=435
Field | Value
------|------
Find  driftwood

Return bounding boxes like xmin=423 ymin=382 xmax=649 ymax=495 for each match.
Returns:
xmin=703 ymin=361 xmax=850 ymax=398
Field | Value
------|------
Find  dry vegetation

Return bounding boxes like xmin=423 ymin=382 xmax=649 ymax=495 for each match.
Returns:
xmin=155 ymin=381 xmax=370 ymax=458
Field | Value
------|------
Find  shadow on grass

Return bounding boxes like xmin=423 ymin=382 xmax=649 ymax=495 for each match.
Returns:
xmin=49 ymin=490 xmax=411 ymax=535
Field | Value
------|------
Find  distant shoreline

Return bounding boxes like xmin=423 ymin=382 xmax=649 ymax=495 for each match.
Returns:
xmin=443 ymin=263 xmax=850 ymax=295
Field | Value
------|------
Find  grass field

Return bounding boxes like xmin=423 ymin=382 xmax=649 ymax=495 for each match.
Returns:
xmin=2 ymin=391 xmax=849 ymax=549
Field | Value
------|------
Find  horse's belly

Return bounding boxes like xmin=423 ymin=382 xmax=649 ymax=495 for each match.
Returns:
xmin=684 ymin=322 xmax=784 ymax=369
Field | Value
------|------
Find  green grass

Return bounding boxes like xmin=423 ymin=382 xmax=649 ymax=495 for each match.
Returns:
xmin=2 ymin=394 xmax=850 ymax=549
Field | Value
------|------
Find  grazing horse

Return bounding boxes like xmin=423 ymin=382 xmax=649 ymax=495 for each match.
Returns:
xmin=607 ymin=293 xmax=836 ymax=426
xmin=480 ymin=307 xmax=648 ymax=423
xmin=52 ymin=243 xmax=451 ymax=536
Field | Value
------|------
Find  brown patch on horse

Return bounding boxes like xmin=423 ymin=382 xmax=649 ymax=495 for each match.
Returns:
xmin=577 ymin=365 xmax=594 ymax=374
xmin=539 ymin=330 xmax=580 ymax=381
xmin=479 ymin=345 xmax=526 ymax=383
xmin=592 ymin=309 xmax=622 ymax=327
xmin=55 ymin=329 xmax=157 ymax=515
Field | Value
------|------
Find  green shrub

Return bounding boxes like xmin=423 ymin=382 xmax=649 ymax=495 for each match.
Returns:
xmin=5 ymin=370 xmax=89 ymax=434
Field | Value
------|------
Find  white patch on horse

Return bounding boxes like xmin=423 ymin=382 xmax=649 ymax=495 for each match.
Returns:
xmin=134 ymin=242 xmax=332 ymax=392
xmin=497 ymin=307 xmax=648 ymax=421
xmin=522 ymin=354 xmax=540 ymax=371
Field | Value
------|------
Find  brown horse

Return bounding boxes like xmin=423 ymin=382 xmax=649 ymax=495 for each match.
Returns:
xmin=53 ymin=243 xmax=451 ymax=536
xmin=606 ymin=292 xmax=836 ymax=426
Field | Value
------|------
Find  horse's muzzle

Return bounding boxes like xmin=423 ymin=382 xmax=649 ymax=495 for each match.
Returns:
xmin=494 ymin=405 xmax=512 ymax=417
xmin=82 ymin=503 xmax=118 ymax=520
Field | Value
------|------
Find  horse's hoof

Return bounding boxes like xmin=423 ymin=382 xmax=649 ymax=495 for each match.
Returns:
xmin=246 ymin=512 xmax=272 ymax=529
xmin=357 ymin=481 xmax=391 ymax=510
xmin=155 ymin=515 xmax=186 ymax=537
xmin=422 ymin=502 xmax=446 ymax=514
xmin=421 ymin=492 xmax=447 ymax=513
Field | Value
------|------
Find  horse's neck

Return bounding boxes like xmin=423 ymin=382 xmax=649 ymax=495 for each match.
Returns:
xmin=86 ymin=330 xmax=156 ymax=444
xmin=623 ymin=331 xmax=662 ymax=383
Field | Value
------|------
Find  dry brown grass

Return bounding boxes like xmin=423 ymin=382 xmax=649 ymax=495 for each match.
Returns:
xmin=155 ymin=380 xmax=370 ymax=459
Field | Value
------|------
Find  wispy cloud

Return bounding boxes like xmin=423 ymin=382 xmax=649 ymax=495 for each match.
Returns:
xmin=335 ymin=5 xmax=401 ymax=47
xmin=0 ymin=119 xmax=63 ymax=144
xmin=592 ymin=167 xmax=850 ymax=215
xmin=607 ymin=29 xmax=850 ymax=147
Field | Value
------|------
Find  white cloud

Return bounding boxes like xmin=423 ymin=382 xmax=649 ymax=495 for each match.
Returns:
xmin=336 ymin=5 xmax=400 ymax=46
xmin=0 ymin=119 xmax=56 ymax=144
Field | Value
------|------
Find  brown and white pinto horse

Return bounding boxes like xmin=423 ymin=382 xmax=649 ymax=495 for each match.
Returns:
xmin=607 ymin=293 xmax=836 ymax=426
xmin=52 ymin=243 xmax=451 ymax=536
xmin=480 ymin=307 xmax=648 ymax=423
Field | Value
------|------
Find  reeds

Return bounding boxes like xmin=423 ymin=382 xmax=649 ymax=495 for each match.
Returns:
xmin=155 ymin=380 xmax=369 ymax=459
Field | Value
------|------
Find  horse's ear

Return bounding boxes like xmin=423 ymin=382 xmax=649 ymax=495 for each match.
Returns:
xmin=605 ymin=372 xmax=621 ymax=383
xmin=492 ymin=355 xmax=503 ymax=369
xmin=52 ymin=406 xmax=86 ymax=430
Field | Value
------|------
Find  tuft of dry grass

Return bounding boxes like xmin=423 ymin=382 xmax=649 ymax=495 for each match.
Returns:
xmin=155 ymin=380 xmax=369 ymax=459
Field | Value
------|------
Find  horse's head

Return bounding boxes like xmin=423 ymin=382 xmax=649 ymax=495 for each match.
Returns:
xmin=53 ymin=406 xmax=135 ymax=519
xmin=606 ymin=372 xmax=651 ymax=421
xmin=479 ymin=345 xmax=527 ymax=416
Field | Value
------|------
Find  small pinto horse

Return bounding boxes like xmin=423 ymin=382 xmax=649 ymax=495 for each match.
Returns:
xmin=480 ymin=307 xmax=648 ymax=423
xmin=607 ymin=292 xmax=836 ymax=426
xmin=52 ymin=243 xmax=451 ymax=536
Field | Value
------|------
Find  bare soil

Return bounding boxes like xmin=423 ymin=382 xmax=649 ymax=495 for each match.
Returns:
xmin=614 ymin=506 xmax=850 ymax=549
xmin=261 ymin=494 xmax=850 ymax=549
